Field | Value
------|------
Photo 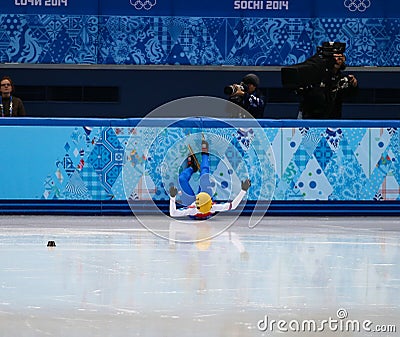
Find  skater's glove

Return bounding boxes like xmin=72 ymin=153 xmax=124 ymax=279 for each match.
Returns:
xmin=241 ymin=179 xmax=251 ymax=191
xmin=169 ymin=186 xmax=178 ymax=198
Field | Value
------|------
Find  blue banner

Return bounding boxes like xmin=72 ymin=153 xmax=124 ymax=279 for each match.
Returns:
xmin=1 ymin=0 xmax=400 ymax=65
xmin=100 ymin=0 xmax=301 ymax=17
xmin=3 ymin=0 xmax=399 ymax=18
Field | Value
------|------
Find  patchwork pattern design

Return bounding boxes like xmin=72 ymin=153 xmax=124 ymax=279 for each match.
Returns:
xmin=1 ymin=15 xmax=400 ymax=65
xmin=37 ymin=125 xmax=400 ymax=201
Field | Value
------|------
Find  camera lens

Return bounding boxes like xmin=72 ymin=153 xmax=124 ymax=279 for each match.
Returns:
xmin=224 ymin=85 xmax=235 ymax=95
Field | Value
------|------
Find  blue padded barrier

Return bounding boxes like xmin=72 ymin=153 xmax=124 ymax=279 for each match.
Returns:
xmin=0 ymin=118 xmax=399 ymax=216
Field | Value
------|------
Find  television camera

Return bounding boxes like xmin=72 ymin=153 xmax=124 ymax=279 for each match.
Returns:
xmin=281 ymin=42 xmax=346 ymax=89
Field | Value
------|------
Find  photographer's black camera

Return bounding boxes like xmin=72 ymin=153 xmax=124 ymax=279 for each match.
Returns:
xmin=224 ymin=82 xmax=249 ymax=96
xmin=281 ymin=42 xmax=346 ymax=89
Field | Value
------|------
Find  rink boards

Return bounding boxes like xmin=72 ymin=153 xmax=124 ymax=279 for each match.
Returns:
xmin=0 ymin=117 xmax=399 ymax=215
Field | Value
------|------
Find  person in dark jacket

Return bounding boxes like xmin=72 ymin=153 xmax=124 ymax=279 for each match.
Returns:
xmin=0 ymin=76 xmax=26 ymax=117
xmin=226 ymin=73 xmax=266 ymax=118
xmin=297 ymin=53 xmax=358 ymax=119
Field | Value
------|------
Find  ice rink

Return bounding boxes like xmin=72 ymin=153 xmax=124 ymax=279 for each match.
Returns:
xmin=0 ymin=215 xmax=399 ymax=336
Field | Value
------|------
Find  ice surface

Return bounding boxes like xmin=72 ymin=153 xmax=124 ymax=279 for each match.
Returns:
xmin=0 ymin=215 xmax=399 ymax=336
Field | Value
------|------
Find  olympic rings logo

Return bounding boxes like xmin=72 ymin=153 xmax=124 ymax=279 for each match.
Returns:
xmin=344 ymin=0 xmax=371 ymax=12
xmin=130 ymin=0 xmax=156 ymax=10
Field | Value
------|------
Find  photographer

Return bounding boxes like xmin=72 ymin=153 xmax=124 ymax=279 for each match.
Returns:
xmin=224 ymin=73 xmax=266 ymax=118
xmin=281 ymin=42 xmax=358 ymax=119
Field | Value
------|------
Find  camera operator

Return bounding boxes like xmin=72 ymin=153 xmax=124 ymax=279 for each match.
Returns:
xmin=298 ymin=49 xmax=358 ymax=119
xmin=224 ymin=73 xmax=266 ymax=118
xmin=281 ymin=42 xmax=358 ymax=119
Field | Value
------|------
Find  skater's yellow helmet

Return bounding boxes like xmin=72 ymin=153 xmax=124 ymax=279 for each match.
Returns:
xmin=195 ymin=192 xmax=212 ymax=214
